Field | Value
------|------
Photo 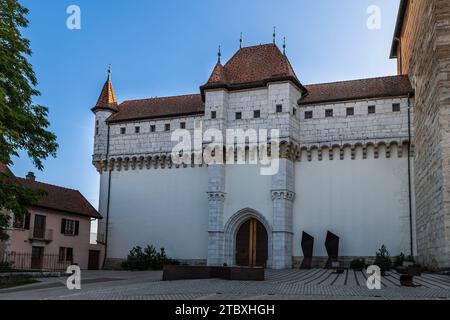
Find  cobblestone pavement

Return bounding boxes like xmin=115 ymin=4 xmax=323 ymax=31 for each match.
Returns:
xmin=0 ymin=269 xmax=449 ymax=300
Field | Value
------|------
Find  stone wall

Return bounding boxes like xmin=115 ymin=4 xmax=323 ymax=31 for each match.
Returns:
xmin=399 ymin=0 xmax=450 ymax=269
xmin=298 ymin=97 xmax=412 ymax=146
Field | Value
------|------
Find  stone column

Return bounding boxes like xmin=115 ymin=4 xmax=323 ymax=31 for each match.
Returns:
xmin=207 ymin=164 xmax=226 ymax=266
xmin=270 ymin=145 xmax=295 ymax=269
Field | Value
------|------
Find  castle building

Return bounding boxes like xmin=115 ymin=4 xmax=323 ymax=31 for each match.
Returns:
xmin=92 ymin=0 xmax=450 ymax=269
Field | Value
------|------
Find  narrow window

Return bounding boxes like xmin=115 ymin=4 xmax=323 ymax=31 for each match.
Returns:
xmin=254 ymin=110 xmax=260 ymax=118
xmin=211 ymin=111 xmax=217 ymax=119
xmin=292 ymin=108 xmax=297 ymax=116
xmin=150 ymin=125 xmax=156 ymax=132
xmin=235 ymin=112 xmax=242 ymax=120
xmin=180 ymin=122 xmax=186 ymax=129
xmin=66 ymin=248 xmax=73 ymax=263
xmin=325 ymin=109 xmax=333 ymax=117
xmin=276 ymin=104 xmax=283 ymax=113
xmin=392 ymin=103 xmax=400 ymax=112
xmin=305 ymin=111 xmax=313 ymax=119
xmin=346 ymin=107 xmax=354 ymax=116
xmin=95 ymin=127 xmax=99 ymax=135
xmin=96 ymin=120 xmax=99 ymax=125
xmin=135 ymin=126 xmax=140 ymax=133
xmin=165 ymin=123 xmax=171 ymax=131
xmin=368 ymin=105 xmax=376 ymax=114
xmin=120 ymin=127 xmax=126 ymax=134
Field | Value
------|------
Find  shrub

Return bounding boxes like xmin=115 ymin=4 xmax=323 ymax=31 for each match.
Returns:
xmin=394 ymin=252 xmax=415 ymax=267
xmin=122 ymin=245 xmax=179 ymax=271
xmin=0 ymin=261 xmax=11 ymax=272
xmin=349 ymin=258 xmax=366 ymax=270
xmin=374 ymin=245 xmax=391 ymax=271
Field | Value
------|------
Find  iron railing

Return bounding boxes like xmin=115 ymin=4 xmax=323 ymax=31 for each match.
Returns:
xmin=29 ymin=228 xmax=53 ymax=242
xmin=0 ymin=252 xmax=71 ymax=272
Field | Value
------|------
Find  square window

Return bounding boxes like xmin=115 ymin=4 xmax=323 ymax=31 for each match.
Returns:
xmin=254 ymin=110 xmax=260 ymax=118
xmin=120 ymin=127 xmax=126 ymax=134
xmin=305 ymin=111 xmax=313 ymax=119
xmin=346 ymin=107 xmax=354 ymax=116
xmin=61 ymin=219 xmax=78 ymax=236
xmin=392 ymin=103 xmax=400 ymax=112
xmin=276 ymin=104 xmax=283 ymax=113
xmin=165 ymin=123 xmax=170 ymax=131
xmin=235 ymin=112 xmax=242 ymax=120
xmin=150 ymin=125 xmax=156 ymax=132
xmin=180 ymin=122 xmax=186 ymax=129
xmin=325 ymin=109 xmax=333 ymax=117
xmin=211 ymin=111 xmax=217 ymax=119
xmin=368 ymin=105 xmax=376 ymax=114
xmin=135 ymin=126 xmax=140 ymax=133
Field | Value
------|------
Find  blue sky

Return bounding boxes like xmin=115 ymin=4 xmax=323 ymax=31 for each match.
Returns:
xmin=12 ymin=0 xmax=400 ymax=210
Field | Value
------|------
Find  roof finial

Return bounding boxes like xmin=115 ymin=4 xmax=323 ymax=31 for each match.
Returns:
xmin=239 ymin=32 xmax=243 ymax=49
xmin=283 ymin=36 xmax=286 ymax=55
xmin=217 ymin=45 xmax=221 ymax=64
xmin=107 ymin=64 xmax=111 ymax=80
xmin=273 ymin=26 xmax=276 ymax=44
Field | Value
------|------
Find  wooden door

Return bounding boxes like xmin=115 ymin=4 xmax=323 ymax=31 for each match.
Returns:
xmin=235 ymin=218 xmax=268 ymax=267
xmin=31 ymin=246 xmax=44 ymax=269
xmin=88 ymin=250 xmax=100 ymax=270
xmin=33 ymin=215 xmax=46 ymax=239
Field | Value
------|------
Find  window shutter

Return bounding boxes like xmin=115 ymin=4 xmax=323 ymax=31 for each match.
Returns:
xmin=61 ymin=219 xmax=66 ymax=234
xmin=24 ymin=213 xmax=30 ymax=230
xmin=74 ymin=221 xmax=79 ymax=235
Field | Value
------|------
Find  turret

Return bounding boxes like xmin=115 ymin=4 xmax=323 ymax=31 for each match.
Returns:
xmin=91 ymin=66 xmax=118 ymax=170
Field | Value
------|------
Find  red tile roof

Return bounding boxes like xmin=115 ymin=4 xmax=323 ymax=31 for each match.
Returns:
xmin=299 ymin=75 xmax=414 ymax=105
xmin=0 ymin=162 xmax=13 ymax=175
xmin=200 ymin=43 xmax=307 ymax=100
xmin=107 ymin=94 xmax=204 ymax=123
xmin=15 ymin=177 xmax=102 ymax=219
xmin=91 ymin=77 xmax=118 ymax=113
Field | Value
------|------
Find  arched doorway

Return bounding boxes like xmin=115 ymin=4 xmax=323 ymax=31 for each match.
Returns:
xmin=235 ymin=218 xmax=268 ymax=267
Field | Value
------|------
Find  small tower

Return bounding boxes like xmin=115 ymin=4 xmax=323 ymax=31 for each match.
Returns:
xmin=91 ymin=66 xmax=118 ymax=171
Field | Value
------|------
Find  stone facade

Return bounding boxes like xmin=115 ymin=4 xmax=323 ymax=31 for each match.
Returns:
xmin=393 ymin=0 xmax=450 ymax=269
xmin=92 ymin=40 xmax=418 ymax=269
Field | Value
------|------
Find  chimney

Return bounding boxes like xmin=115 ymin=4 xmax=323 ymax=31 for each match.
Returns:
xmin=26 ymin=172 xmax=35 ymax=181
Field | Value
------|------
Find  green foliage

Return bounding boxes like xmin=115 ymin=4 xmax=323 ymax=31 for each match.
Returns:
xmin=0 ymin=0 xmax=57 ymax=240
xmin=394 ymin=252 xmax=415 ymax=267
xmin=349 ymin=258 xmax=366 ymax=270
xmin=122 ymin=245 xmax=180 ymax=270
xmin=374 ymin=245 xmax=392 ymax=271
xmin=0 ymin=260 xmax=12 ymax=271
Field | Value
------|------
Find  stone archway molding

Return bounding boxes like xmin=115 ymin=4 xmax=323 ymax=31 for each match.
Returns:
xmin=223 ymin=208 xmax=273 ymax=268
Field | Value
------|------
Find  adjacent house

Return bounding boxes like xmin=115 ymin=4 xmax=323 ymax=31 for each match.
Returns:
xmin=0 ymin=164 xmax=103 ymax=270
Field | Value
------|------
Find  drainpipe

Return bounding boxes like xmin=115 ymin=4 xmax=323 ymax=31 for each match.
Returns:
xmin=102 ymin=124 xmax=112 ymax=269
xmin=407 ymin=93 xmax=414 ymax=256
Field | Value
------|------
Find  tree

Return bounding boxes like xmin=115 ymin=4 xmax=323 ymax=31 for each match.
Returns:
xmin=0 ymin=0 xmax=58 ymax=240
